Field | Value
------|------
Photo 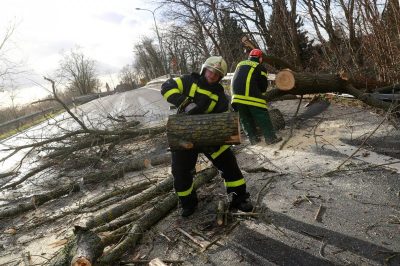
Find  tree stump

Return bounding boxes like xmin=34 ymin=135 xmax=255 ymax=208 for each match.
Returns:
xmin=166 ymin=112 xmax=240 ymax=150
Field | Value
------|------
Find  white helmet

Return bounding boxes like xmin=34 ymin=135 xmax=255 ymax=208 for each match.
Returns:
xmin=200 ymin=56 xmax=228 ymax=77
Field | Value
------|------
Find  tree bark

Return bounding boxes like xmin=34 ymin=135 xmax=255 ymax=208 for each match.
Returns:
xmin=0 ymin=182 xmax=80 ymax=218
xmin=272 ymin=70 xmax=395 ymax=112
xmin=48 ymin=226 xmax=104 ymax=266
xmin=82 ymin=152 xmax=170 ymax=185
xmin=275 ymin=69 xmax=347 ymax=93
xmin=85 ymin=177 xmax=174 ymax=229
xmin=166 ymin=112 xmax=240 ymax=150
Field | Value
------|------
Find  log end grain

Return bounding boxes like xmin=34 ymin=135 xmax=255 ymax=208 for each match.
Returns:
xmin=71 ymin=256 xmax=92 ymax=266
xmin=276 ymin=70 xmax=295 ymax=91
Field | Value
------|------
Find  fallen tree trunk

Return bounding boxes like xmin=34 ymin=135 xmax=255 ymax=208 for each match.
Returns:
xmin=275 ymin=69 xmax=348 ymax=93
xmin=48 ymin=226 xmax=104 ymax=266
xmin=269 ymin=69 xmax=395 ymax=112
xmin=0 ymin=182 xmax=80 ymax=218
xmin=166 ymin=112 xmax=240 ymax=150
xmin=97 ymin=167 xmax=218 ymax=264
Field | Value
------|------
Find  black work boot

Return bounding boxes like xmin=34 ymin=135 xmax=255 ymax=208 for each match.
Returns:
xmin=180 ymin=191 xmax=198 ymax=217
xmin=230 ymin=192 xmax=253 ymax=212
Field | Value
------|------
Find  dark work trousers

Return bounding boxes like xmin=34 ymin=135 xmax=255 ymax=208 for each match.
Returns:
xmin=237 ymin=104 xmax=277 ymax=142
xmin=171 ymin=147 xmax=247 ymax=209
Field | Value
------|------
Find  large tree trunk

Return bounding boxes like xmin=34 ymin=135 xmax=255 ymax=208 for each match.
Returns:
xmin=166 ymin=112 xmax=240 ymax=150
xmin=270 ymin=69 xmax=395 ymax=112
xmin=275 ymin=69 xmax=347 ymax=93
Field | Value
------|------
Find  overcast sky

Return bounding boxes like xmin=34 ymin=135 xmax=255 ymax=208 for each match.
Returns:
xmin=0 ymin=0 xmax=161 ymax=107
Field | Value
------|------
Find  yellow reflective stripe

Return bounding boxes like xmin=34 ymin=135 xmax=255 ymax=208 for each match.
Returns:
xmin=174 ymin=77 xmax=184 ymax=92
xmin=261 ymin=71 xmax=268 ymax=78
xmin=237 ymin=60 xmax=259 ymax=68
xmin=232 ymin=98 xmax=268 ymax=109
xmin=189 ymin=83 xmax=197 ymax=97
xmin=197 ymin=88 xmax=218 ymax=101
xmin=245 ymin=67 xmax=255 ymax=96
xmin=233 ymin=94 xmax=266 ymax=104
xmin=206 ymin=101 xmax=216 ymax=113
xmin=176 ymin=183 xmax=194 ymax=197
xmin=196 ymin=87 xmax=211 ymax=96
xmin=224 ymin=178 xmax=246 ymax=188
xmin=163 ymin=88 xmax=181 ymax=100
xmin=211 ymin=145 xmax=230 ymax=159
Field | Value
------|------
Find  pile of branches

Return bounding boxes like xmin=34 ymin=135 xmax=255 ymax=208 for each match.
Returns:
xmin=0 ymin=77 xmax=199 ymax=265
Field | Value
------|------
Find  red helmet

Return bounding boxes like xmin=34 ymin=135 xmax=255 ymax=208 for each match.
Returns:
xmin=249 ymin=49 xmax=263 ymax=58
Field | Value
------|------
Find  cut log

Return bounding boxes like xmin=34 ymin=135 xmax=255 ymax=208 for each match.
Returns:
xmin=271 ymin=70 xmax=395 ymax=112
xmin=48 ymin=226 xmax=104 ymax=266
xmin=275 ymin=69 xmax=348 ymax=93
xmin=97 ymin=167 xmax=218 ymax=264
xmin=166 ymin=112 xmax=240 ymax=150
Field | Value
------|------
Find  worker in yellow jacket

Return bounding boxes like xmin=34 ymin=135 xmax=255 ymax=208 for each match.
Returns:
xmin=231 ymin=49 xmax=282 ymax=145
xmin=161 ymin=56 xmax=253 ymax=217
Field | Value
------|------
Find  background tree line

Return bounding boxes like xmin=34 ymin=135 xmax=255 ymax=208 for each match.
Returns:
xmin=1 ymin=0 xmax=399 ymax=125
xmin=130 ymin=0 xmax=399 ymax=87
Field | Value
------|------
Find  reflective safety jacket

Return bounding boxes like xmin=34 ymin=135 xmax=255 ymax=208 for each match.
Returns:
xmin=230 ymin=59 xmax=269 ymax=109
xmin=161 ymin=72 xmax=228 ymax=114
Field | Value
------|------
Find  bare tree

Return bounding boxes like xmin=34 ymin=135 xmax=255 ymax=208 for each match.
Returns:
xmin=119 ymin=64 xmax=139 ymax=89
xmin=58 ymin=48 xmax=101 ymax=96
xmin=133 ymin=38 xmax=165 ymax=81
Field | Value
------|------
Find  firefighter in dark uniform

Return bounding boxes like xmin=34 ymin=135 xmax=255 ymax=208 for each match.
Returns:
xmin=161 ymin=56 xmax=253 ymax=217
xmin=231 ymin=49 xmax=282 ymax=145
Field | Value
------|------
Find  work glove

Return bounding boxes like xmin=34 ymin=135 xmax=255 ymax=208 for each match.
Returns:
xmin=184 ymin=103 xmax=198 ymax=114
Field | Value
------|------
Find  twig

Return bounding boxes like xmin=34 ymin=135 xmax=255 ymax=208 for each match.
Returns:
xmin=254 ymin=176 xmax=275 ymax=212
xmin=319 ymin=241 xmax=327 ymax=258
xmin=120 ymin=259 xmax=184 ymax=265
xmin=200 ymin=235 xmax=224 ymax=253
xmin=43 ymin=77 xmax=89 ymax=131
xmin=177 ymin=228 xmax=207 ymax=248
xmin=230 ymin=212 xmax=260 ymax=217
xmin=314 ymin=204 xmax=325 ymax=222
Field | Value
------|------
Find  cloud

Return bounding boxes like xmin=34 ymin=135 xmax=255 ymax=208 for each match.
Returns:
xmin=1 ymin=0 xmax=160 ymax=106
xmin=96 ymin=12 xmax=126 ymax=24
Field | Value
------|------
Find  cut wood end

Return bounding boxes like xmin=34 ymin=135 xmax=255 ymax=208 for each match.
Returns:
xmin=275 ymin=70 xmax=295 ymax=91
xmin=149 ymin=258 xmax=168 ymax=266
xmin=338 ymin=70 xmax=349 ymax=80
xmin=71 ymin=257 xmax=92 ymax=266
xmin=226 ymin=135 xmax=240 ymax=144
xmin=178 ymin=140 xmax=194 ymax=149
xmin=143 ymin=158 xmax=151 ymax=168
